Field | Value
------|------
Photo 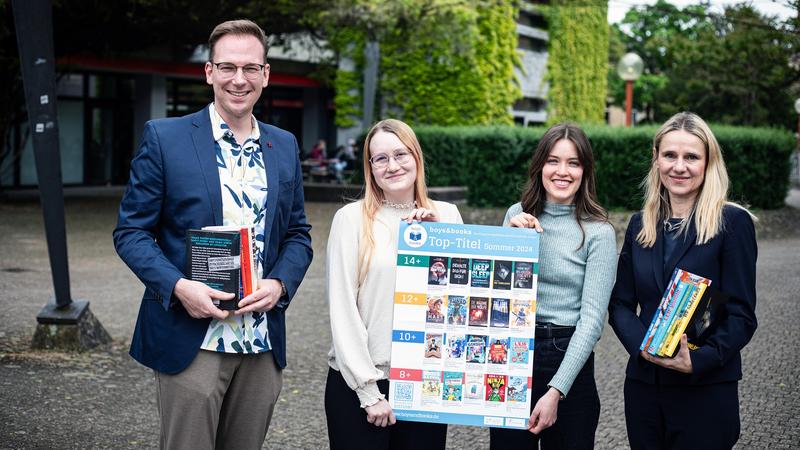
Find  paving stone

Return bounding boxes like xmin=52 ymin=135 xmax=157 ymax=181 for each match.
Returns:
xmin=0 ymin=198 xmax=797 ymax=449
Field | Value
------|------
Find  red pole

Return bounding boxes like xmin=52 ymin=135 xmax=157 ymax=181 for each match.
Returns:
xmin=625 ymin=80 xmax=633 ymax=127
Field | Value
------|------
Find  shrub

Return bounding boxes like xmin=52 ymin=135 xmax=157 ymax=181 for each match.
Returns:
xmin=404 ymin=125 xmax=794 ymax=210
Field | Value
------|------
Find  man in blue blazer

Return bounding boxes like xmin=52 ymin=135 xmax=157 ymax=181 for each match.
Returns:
xmin=113 ymin=19 xmax=312 ymax=449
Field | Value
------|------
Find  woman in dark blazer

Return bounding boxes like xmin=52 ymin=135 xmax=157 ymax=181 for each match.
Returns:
xmin=608 ymin=112 xmax=757 ymax=450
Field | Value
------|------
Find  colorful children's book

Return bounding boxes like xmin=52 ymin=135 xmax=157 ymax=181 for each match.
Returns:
xmin=485 ymin=374 xmax=507 ymax=402
xmin=447 ymin=296 xmax=467 ymax=326
xmin=507 ymin=376 xmax=528 ymax=403
xmin=442 ymin=372 xmax=463 ymax=402
xmin=640 ymin=269 xmax=712 ymax=357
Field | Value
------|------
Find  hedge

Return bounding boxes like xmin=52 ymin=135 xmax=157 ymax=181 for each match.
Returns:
xmin=402 ymin=125 xmax=793 ymax=210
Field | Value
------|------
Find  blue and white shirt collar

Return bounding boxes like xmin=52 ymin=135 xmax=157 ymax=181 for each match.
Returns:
xmin=208 ymin=102 xmax=260 ymax=142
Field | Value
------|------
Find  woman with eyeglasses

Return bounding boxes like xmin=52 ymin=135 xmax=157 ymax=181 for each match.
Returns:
xmin=324 ymin=119 xmax=462 ymax=450
xmin=608 ymin=112 xmax=757 ymax=449
xmin=490 ymin=123 xmax=617 ymax=449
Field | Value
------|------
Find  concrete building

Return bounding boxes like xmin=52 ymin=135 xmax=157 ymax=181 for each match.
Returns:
xmin=1 ymin=35 xmax=336 ymax=188
xmin=512 ymin=2 xmax=549 ymax=126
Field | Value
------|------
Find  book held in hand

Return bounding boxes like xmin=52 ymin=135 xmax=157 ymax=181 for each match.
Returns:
xmin=640 ymin=268 xmax=714 ymax=357
xmin=186 ymin=226 xmax=257 ymax=310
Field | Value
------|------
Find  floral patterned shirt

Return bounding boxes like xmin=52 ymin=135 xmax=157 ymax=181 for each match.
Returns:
xmin=200 ymin=103 xmax=272 ymax=354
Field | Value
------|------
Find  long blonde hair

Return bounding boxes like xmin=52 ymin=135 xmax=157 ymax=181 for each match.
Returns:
xmin=358 ymin=119 xmax=434 ymax=283
xmin=637 ymin=111 xmax=753 ymax=247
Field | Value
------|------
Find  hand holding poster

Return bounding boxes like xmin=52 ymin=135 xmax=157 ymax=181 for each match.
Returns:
xmin=389 ymin=221 xmax=539 ymax=429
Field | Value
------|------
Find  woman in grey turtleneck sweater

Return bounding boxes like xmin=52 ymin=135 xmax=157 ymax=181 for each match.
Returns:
xmin=490 ymin=124 xmax=617 ymax=449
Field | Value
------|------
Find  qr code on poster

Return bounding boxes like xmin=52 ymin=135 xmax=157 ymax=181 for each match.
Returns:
xmin=394 ymin=382 xmax=414 ymax=402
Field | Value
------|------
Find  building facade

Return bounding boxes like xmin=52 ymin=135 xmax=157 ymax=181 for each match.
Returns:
xmin=512 ymin=2 xmax=549 ymax=126
xmin=1 ymin=36 xmax=336 ymax=188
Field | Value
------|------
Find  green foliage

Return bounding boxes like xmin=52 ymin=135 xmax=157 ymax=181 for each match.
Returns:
xmin=406 ymin=125 xmax=794 ymax=210
xmin=333 ymin=69 xmax=362 ymax=128
xmin=610 ymin=1 xmax=800 ymax=128
xmin=546 ymin=2 xmax=609 ymax=124
xmin=322 ymin=0 xmax=521 ymax=127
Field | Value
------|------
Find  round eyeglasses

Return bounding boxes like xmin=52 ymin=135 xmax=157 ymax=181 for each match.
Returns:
xmin=211 ymin=62 xmax=266 ymax=80
xmin=369 ymin=150 xmax=412 ymax=169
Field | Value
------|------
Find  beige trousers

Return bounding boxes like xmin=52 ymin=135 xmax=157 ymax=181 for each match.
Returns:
xmin=155 ymin=349 xmax=282 ymax=450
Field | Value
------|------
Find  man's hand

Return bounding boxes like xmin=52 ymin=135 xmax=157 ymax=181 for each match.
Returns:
xmin=235 ymin=278 xmax=283 ymax=315
xmin=640 ymin=334 xmax=694 ymax=374
xmin=528 ymin=387 xmax=560 ymax=434
xmin=173 ymin=278 xmax=233 ymax=320
xmin=365 ymin=399 xmax=396 ymax=427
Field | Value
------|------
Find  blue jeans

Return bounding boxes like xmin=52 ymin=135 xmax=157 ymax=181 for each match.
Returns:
xmin=490 ymin=335 xmax=600 ymax=449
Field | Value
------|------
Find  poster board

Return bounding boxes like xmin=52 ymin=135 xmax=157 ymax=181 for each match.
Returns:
xmin=389 ymin=221 xmax=539 ymax=429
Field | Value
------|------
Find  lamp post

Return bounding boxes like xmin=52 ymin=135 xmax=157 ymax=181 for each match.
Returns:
xmin=794 ymin=98 xmax=800 ymax=149
xmin=617 ymin=52 xmax=644 ymax=127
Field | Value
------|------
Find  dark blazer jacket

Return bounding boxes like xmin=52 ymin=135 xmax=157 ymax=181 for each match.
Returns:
xmin=113 ymin=106 xmax=313 ymax=374
xmin=608 ymin=205 xmax=757 ymax=385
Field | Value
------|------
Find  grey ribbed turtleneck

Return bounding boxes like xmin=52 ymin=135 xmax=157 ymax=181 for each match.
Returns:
xmin=503 ymin=202 xmax=617 ymax=395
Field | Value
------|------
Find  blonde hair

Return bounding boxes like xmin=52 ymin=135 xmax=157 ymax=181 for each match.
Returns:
xmin=358 ymin=119 xmax=434 ymax=284
xmin=638 ymin=111 xmax=754 ymax=247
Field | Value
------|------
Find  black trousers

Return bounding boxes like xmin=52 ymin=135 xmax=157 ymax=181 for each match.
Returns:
xmin=624 ymin=378 xmax=740 ymax=450
xmin=489 ymin=335 xmax=600 ymax=450
xmin=324 ymin=367 xmax=448 ymax=450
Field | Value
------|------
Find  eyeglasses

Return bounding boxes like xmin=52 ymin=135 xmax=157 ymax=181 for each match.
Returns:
xmin=369 ymin=150 xmax=412 ymax=169
xmin=211 ymin=62 xmax=266 ymax=80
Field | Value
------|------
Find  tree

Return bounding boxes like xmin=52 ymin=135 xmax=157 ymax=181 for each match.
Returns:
xmin=546 ymin=1 xmax=609 ymax=124
xmin=611 ymin=1 xmax=800 ymax=128
xmin=321 ymin=0 xmax=521 ymax=127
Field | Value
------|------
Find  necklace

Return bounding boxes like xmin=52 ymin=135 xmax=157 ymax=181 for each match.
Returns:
xmin=663 ymin=217 xmax=686 ymax=233
xmin=382 ymin=199 xmax=417 ymax=209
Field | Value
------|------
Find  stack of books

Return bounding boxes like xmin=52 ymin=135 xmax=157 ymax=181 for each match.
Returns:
xmin=186 ymin=226 xmax=257 ymax=310
xmin=640 ymin=268 xmax=713 ymax=357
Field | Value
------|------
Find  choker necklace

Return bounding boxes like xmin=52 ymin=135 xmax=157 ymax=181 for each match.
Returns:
xmin=663 ymin=218 xmax=686 ymax=233
xmin=382 ymin=199 xmax=417 ymax=209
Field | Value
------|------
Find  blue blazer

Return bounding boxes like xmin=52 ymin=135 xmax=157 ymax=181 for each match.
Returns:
xmin=608 ymin=205 xmax=757 ymax=385
xmin=113 ymin=106 xmax=313 ymax=374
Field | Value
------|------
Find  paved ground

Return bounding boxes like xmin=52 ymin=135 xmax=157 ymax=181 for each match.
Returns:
xmin=0 ymin=197 xmax=798 ymax=449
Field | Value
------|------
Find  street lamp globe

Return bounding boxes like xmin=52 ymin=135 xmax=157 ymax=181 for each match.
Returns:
xmin=794 ymin=98 xmax=800 ymax=114
xmin=617 ymin=52 xmax=644 ymax=81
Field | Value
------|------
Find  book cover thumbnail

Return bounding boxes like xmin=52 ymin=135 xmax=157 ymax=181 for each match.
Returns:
xmin=511 ymin=299 xmax=533 ymax=328
xmin=445 ymin=334 xmax=466 ymax=360
xmin=426 ymin=295 xmax=445 ymax=324
xmin=507 ymin=376 xmax=528 ymax=403
xmin=470 ymin=259 xmax=491 ymax=288
xmin=464 ymin=373 xmax=485 ymax=401
xmin=428 ymin=256 xmax=449 ymax=286
xmin=465 ymin=334 xmax=488 ymax=364
xmin=442 ymin=372 xmax=463 ymax=402
xmin=424 ymin=333 xmax=443 ymax=359
xmin=490 ymin=298 xmax=510 ymax=328
xmin=447 ymin=296 xmax=467 ymax=326
xmin=509 ymin=337 xmax=530 ymax=365
xmin=485 ymin=374 xmax=507 ymax=402
xmin=492 ymin=260 xmax=512 ymax=290
xmin=513 ymin=261 xmax=534 ymax=289
xmin=450 ymin=257 xmax=470 ymax=285
xmin=488 ymin=337 xmax=509 ymax=365
xmin=468 ymin=297 xmax=489 ymax=327
xmin=421 ymin=371 xmax=442 ymax=402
